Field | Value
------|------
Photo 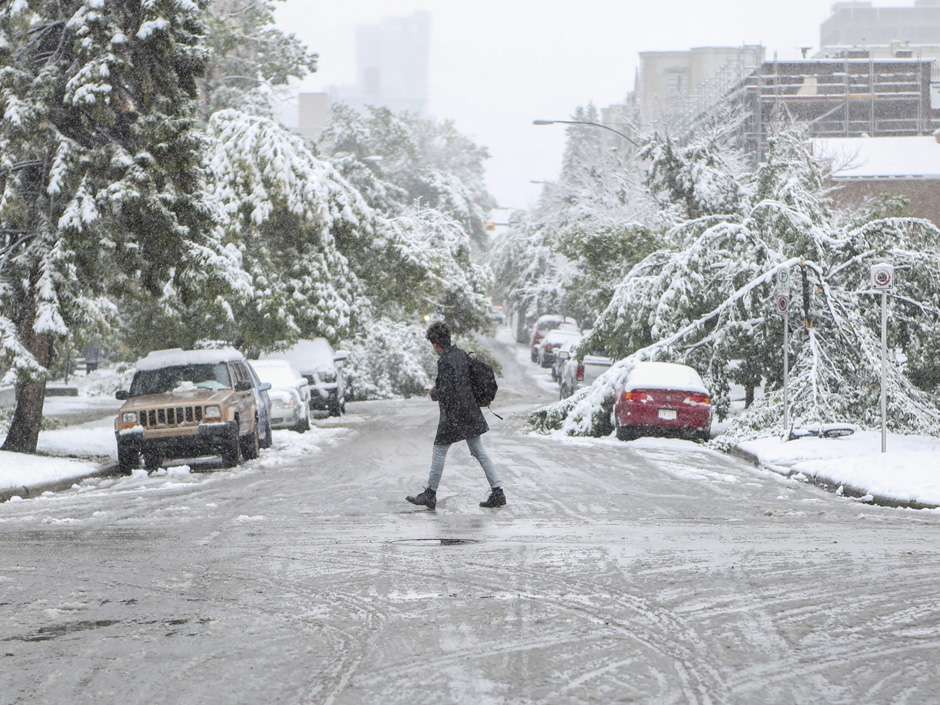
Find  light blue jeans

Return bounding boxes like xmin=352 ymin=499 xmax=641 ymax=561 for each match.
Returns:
xmin=428 ymin=435 xmax=500 ymax=491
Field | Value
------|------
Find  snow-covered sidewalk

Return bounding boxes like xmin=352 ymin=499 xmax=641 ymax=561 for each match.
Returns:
xmin=1 ymin=413 xmax=352 ymax=502
xmin=0 ymin=452 xmax=104 ymax=502
xmin=0 ymin=416 xmax=118 ymax=501
xmin=737 ymin=431 xmax=940 ymax=508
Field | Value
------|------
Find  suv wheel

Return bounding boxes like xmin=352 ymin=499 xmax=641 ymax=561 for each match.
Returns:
xmin=222 ymin=427 xmax=241 ymax=468
xmin=117 ymin=445 xmax=138 ymax=475
xmin=240 ymin=423 xmax=260 ymax=460
xmin=143 ymin=452 xmax=161 ymax=472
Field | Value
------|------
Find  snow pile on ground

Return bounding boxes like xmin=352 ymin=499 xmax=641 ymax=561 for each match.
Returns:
xmin=0 ymin=452 xmax=100 ymax=495
xmin=740 ymin=431 xmax=940 ymax=506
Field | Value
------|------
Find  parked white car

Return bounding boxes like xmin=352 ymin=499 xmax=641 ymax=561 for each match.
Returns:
xmin=250 ymin=359 xmax=311 ymax=433
xmin=529 ymin=314 xmax=579 ymax=362
xmin=263 ymin=338 xmax=349 ymax=417
xmin=558 ymin=344 xmax=614 ymax=399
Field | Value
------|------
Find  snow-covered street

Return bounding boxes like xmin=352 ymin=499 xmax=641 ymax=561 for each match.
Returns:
xmin=3 ymin=339 xmax=940 ymax=705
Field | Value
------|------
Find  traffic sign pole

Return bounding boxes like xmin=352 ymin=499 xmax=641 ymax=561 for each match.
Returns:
xmin=773 ymin=287 xmax=791 ymax=439
xmin=881 ymin=290 xmax=887 ymax=454
xmin=783 ymin=309 xmax=789 ymax=436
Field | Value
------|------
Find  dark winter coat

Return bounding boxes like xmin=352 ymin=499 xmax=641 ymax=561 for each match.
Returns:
xmin=432 ymin=345 xmax=488 ymax=445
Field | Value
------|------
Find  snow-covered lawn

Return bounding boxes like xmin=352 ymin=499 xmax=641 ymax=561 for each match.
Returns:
xmin=739 ymin=432 xmax=940 ymax=507
xmin=37 ymin=416 xmax=117 ymax=460
xmin=0 ymin=452 xmax=100 ymax=497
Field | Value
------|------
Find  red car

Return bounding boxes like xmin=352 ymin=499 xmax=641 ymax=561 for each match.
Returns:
xmin=614 ymin=362 xmax=713 ymax=442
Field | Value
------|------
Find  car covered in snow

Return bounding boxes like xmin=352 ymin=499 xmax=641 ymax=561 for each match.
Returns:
xmin=529 ymin=314 xmax=578 ymax=362
xmin=250 ymin=359 xmax=311 ymax=433
xmin=538 ymin=328 xmax=581 ymax=375
xmin=263 ymin=338 xmax=349 ymax=417
xmin=613 ymin=362 xmax=713 ymax=442
xmin=558 ymin=342 xmax=613 ymax=399
xmin=114 ymin=348 xmax=272 ymax=473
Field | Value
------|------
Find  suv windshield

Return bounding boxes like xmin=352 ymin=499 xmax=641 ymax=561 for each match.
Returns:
xmin=129 ymin=363 xmax=232 ymax=397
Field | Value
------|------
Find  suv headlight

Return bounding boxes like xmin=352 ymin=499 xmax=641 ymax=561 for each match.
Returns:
xmin=204 ymin=405 xmax=222 ymax=420
xmin=121 ymin=412 xmax=137 ymax=424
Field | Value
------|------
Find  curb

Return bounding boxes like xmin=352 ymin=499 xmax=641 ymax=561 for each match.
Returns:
xmin=0 ymin=462 xmax=120 ymax=504
xmin=725 ymin=444 xmax=940 ymax=511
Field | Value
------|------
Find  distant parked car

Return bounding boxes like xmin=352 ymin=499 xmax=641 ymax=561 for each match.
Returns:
xmin=538 ymin=329 xmax=581 ymax=376
xmin=113 ymin=347 xmax=272 ymax=473
xmin=559 ymin=344 xmax=613 ymax=399
xmin=529 ymin=314 xmax=578 ymax=362
xmin=263 ymin=338 xmax=349 ymax=417
xmin=250 ymin=359 xmax=311 ymax=433
xmin=613 ymin=362 xmax=713 ymax=442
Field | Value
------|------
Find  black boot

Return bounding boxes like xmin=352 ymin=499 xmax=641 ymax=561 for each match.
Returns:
xmin=479 ymin=487 xmax=506 ymax=508
xmin=406 ymin=487 xmax=437 ymax=510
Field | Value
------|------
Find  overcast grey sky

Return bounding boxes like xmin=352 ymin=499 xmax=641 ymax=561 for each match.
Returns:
xmin=275 ymin=1 xmax=912 ymax=210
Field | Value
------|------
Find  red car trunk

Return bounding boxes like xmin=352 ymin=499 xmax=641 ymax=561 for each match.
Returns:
xmin=615 ymin=388 xmax=712 ymax=434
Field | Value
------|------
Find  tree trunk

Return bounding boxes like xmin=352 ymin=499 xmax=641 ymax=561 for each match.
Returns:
xmin=1 ymin=292 xmax=54 ymax=454
xmin=745 ymin=384 xmax=755 ymax=409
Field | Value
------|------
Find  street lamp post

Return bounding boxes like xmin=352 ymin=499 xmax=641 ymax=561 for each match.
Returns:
xmin=532 ymin=119 xmax=642 ymax=147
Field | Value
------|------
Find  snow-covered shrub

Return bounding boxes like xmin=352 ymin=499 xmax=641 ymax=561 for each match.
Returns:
xmin=342 ymin=319 xmax=436 ymax=401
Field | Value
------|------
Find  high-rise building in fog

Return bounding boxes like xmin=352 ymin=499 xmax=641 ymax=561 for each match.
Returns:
xmin=331 ymin=11 xmax=431 ymax=115
xmin=821 ymin=1 xmax=940 ymax=47
xmin=818 ymin=1 xmax=940 ymax=80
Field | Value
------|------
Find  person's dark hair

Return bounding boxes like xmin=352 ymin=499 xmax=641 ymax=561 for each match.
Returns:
xmin=426 ymin=321 xmax=451 ymax=348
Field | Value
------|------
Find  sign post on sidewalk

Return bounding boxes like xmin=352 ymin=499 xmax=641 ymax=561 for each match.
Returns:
xmin=774 ymin=269 xmax=791 ymax=438
xmin=870 ymin=263 xmax=895 ymax=454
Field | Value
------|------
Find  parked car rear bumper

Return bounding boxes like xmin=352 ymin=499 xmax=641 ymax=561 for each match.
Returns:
xmin=615 ymin=402 xmax=711 ymax=433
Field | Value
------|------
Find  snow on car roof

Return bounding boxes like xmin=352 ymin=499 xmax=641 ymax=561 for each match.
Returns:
xmin=543 ymin=329 xmax=581 ymax=344
xmin=624 ymin=362 xmax=708 ymax=394
xmin=135 ymin=347 xmax=245 ymax=372
xmin=250 ymin=359 xmax=304 ymax=387
xmin=262 ymin=338 xmax=334 ymax=373
xmin=536 ymin=314 xmax=578 ymax=325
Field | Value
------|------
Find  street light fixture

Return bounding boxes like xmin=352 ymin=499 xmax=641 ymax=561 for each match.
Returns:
xmin=532 ymin=119 xmax=641 ymax=147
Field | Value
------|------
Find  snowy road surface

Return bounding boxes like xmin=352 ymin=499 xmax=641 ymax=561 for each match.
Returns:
xmin=3 ymin=340 xmax=940 ymax=705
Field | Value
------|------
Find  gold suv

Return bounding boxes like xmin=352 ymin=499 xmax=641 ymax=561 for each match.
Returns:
xmin=114 ymin=348 xmax=271 ymax=473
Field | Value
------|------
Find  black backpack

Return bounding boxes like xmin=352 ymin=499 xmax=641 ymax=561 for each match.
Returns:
xmin=466 ymin=353 xmax=498 ymax=407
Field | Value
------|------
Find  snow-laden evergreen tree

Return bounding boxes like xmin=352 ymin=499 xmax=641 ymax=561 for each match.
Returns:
xmin=0 ymin=0 xmax=241 ymax=453
xmin=201 ymin=109 xmax=372 ymax=348
xmin=342 ymin=318 xmax=436 ymax=401
xmin=534 ymin=122 xmax=940 ymax=440
xmin=320 ymin=104 xmax=496 ymax=246
xmin=199 ymin=0 xmax=317 ymax=120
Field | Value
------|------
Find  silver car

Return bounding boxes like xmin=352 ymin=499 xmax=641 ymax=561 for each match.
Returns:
xmin=250 ymin=359 xmax=311 ymax=432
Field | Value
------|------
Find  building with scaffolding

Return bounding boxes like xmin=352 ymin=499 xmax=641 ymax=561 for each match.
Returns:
xmin=727 ymin=57 xmax=938 ymax=160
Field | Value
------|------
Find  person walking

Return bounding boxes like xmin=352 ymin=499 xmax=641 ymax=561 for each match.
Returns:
xmin=406 ymin=322 xmax=506 ymax=510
